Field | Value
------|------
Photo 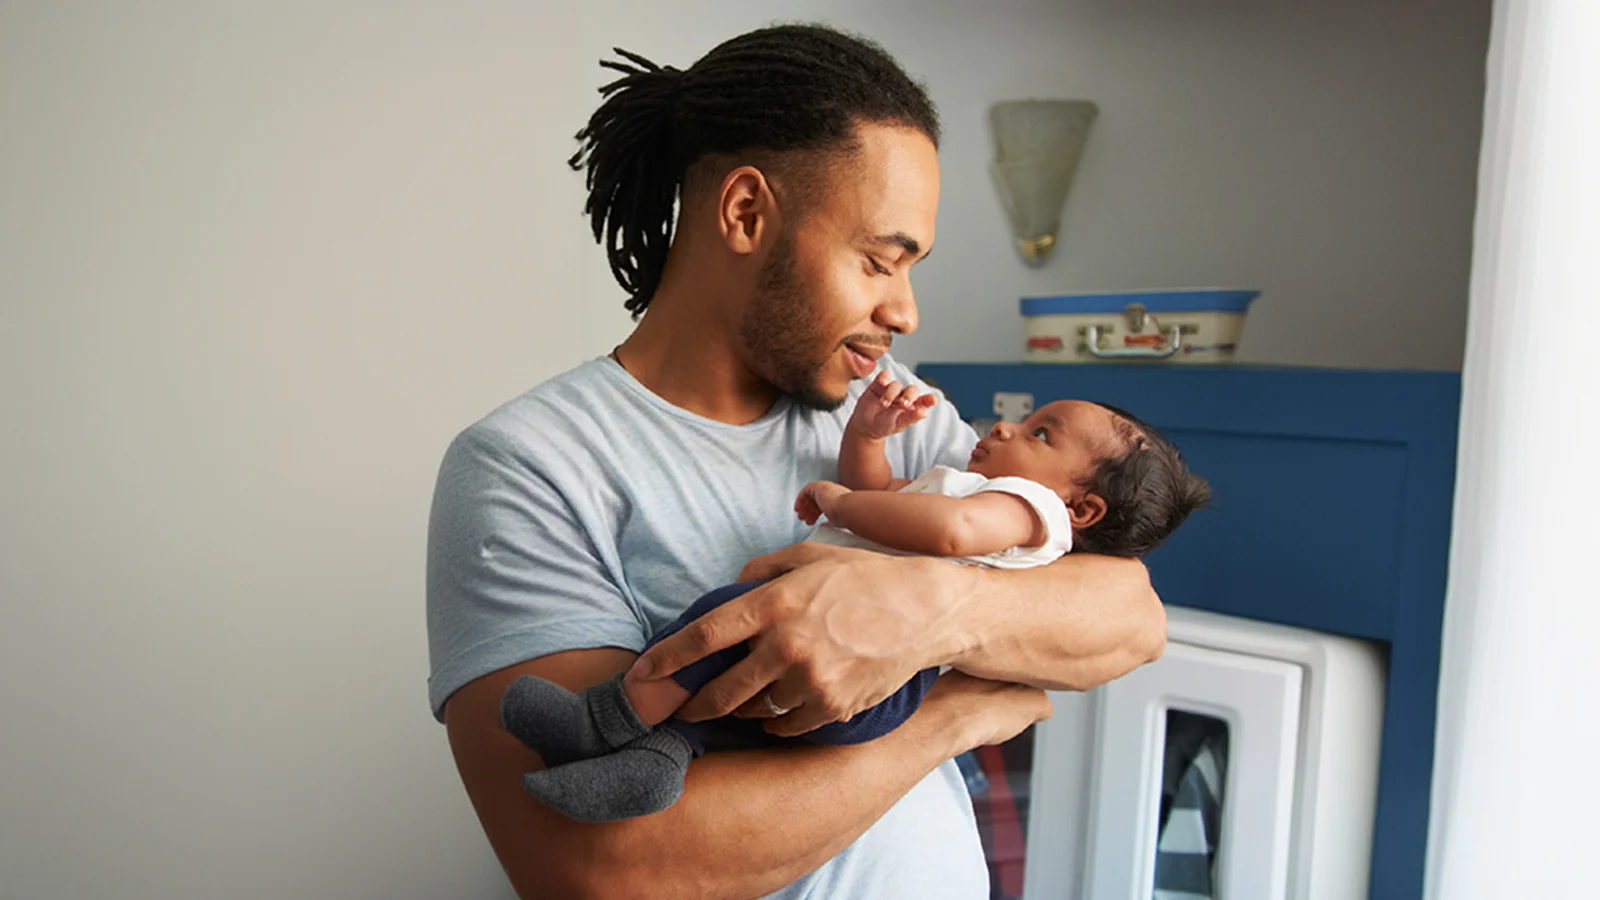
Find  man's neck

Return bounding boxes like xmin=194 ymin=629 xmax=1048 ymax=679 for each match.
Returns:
xmin=612 ymin=292 xmax=782 ymax=426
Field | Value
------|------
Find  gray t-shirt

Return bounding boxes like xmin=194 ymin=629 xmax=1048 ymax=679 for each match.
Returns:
xmin=426 ymin=353 xmax=988 ymax=899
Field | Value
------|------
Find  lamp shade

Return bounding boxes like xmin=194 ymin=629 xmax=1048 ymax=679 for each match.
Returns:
xmin=989 ymin=100 xmax=1098 ymax=266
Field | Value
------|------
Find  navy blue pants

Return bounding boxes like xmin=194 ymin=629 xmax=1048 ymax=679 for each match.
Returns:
xmin=648 ymin=582 xmax=941 ymax=757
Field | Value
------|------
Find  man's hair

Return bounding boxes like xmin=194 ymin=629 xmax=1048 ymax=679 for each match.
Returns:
xmin=1075 ymin=403 xmax=1212 ymax=559
xmin=569 ymin=24 xmax=941 ymax=317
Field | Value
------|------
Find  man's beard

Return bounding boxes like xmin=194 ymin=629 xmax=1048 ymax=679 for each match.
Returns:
xmin=739 ymin=233 xmax=848 ymax=412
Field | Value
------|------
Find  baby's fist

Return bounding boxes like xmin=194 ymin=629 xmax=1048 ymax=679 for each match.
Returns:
xmin=847 ymin=371 xmax=938 ymax=440
xmin=795 ymin=480 xmax=850 ymax=525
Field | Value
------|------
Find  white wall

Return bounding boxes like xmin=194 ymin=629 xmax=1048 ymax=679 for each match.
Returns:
xmin=0 ymin=2 xmax=1487 ymax=898
xmin=876 ymin=0 xmax=1489 ymax=372
xmin=1 ymin=4 xmax=608 ymax=899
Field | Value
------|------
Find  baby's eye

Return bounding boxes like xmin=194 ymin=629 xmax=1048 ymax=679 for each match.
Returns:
xmin=1030 ymin=427 xmax=1049 ymax=441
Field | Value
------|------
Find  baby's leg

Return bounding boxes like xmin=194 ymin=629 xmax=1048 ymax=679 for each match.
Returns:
xmin=505 ymin=674 xmax=695 ymax=822
xmin=502 ymin=581 xmax=766 ymax=821
xmin=499 ymin=581 xmax=763 ymax=764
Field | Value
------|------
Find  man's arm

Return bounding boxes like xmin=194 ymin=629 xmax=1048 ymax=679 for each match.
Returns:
xmin=937 ymin=552 xmax=1166 ymax=691
xmin=446 ymin=646 xmax=1051 ymax=900
xmin=639 ymin=545 xmax=1164 ymax=736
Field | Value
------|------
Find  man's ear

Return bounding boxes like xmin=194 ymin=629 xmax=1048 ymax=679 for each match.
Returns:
xmin=1068 ymin=493 xmax=1108 ymax=530
xmin=718 ymin=165 xmax=780 ymax=255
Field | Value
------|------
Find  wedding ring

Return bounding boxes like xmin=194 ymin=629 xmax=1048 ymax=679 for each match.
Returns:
xmin=762 ymin=693 xmax=795 ymax=717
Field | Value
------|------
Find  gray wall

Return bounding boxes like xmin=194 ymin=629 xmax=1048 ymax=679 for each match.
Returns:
xmin=0 ymin=2 xmax=1488 ymax=897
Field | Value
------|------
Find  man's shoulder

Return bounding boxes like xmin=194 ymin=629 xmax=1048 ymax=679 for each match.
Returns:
xmin=485 ymin=356 xmax=613 ymax=425
xmin=445 ymin=358 xmax=616 ymax=472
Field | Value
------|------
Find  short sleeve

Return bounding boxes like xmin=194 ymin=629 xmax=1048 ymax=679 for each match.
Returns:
xmin=425 ymin=425 xmax=647 ymax=721
xmin=968 ymin=476 xmax=1075 ymax=565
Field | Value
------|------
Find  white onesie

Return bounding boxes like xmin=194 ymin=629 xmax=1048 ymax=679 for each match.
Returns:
xmin=809 ymin=465 xmax=1074 ymax=568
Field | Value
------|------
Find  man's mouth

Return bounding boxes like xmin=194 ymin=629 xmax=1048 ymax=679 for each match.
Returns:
xmin=843 ymin=342 xmax=886 ymax=378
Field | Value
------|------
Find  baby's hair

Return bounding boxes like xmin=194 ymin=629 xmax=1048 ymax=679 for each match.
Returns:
xmin=1074 ymin=403 xmax=1211 ymax=558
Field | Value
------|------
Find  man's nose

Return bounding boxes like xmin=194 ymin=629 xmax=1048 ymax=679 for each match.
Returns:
xmin=874 ymin=280 xmax=919 ymax=336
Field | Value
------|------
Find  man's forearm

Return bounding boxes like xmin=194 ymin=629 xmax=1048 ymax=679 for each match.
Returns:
xmin=452 ymin=652 xmax=968 ymax=900
xmin=566 ymin=705 xmax=957 ymax=899
xmin=931 ymin=554 xmax=1167 ymax=691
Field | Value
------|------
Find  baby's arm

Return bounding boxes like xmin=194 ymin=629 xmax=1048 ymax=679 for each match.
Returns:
xmin=839 ymin=434 xmax=901 ymax=492
xmin=798 ymin=482 xmax=1046 ymax=557
xmin=840 ymin=372 xmax=938 ymax=490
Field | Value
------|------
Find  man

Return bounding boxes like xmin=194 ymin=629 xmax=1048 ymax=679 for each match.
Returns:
xmin=427 ymin=23 xmax=1165 ymax=900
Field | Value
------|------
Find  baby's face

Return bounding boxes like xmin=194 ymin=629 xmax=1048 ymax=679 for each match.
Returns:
xmin=967 ymin=400 xmax=1125 ymax=497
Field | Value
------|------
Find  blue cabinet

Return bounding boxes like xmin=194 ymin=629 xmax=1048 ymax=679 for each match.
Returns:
xmin=915 ymin=363 xmax=1460 ymax=900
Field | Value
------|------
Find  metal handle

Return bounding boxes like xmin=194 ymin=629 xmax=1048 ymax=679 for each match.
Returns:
xmin=1084 ymin=324 xmax=1184 ymax=359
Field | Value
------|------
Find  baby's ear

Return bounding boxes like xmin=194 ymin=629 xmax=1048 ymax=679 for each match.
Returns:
xmin=1068 ymin=493 xmax=1108 ymax=530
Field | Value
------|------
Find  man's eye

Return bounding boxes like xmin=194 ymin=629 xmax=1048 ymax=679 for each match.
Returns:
xmin=867 ymin=257 xmax=892 ymax=276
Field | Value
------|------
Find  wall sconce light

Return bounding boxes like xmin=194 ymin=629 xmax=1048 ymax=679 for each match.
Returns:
xmin=989 ymin=99 xmax=1098 ymax=267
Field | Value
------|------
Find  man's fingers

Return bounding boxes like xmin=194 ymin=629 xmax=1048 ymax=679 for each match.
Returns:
xmin=738 ymin=544 xmax=816 ymax=582
xmin=763 ymin=705 xmax=840 ymax=738
xmin=677 ymin=653 xmax=783 ymax=722
xmin=634 ymin=601 xmax=762 ymax=682
xmin=738 ymin=555 xmax=786 ymax=584
xmin=733 ymin=689 xmax=777 ymax=719
xmin=732 ymin=681 xmax=808 ymax=719
xmin=740 ymin=541 xmax=876 ymax=581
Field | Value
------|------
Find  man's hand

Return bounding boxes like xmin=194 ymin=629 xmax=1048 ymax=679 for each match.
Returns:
xmin=630 ymin=544 xmax=972 ymax=737
xmin=846 ymin=370 xmax=938 ymax=441
xmin=794 ymin=480 xmax=851 ymax=525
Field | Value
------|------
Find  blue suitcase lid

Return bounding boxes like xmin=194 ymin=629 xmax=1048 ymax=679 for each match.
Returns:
xmin=1021 ymin=288 xmax=1260 ymax=316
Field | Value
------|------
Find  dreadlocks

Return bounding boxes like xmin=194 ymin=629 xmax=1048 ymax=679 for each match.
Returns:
xmin=568 ymin=24 xmax=941 ymax=317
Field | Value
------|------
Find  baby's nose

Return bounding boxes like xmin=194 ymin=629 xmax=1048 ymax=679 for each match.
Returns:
xmin=989 ymin=421 xmax=1015 ymax=440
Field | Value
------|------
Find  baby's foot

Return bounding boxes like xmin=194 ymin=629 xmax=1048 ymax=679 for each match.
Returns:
xmin=522 ymin=730 xmax=693 ymax=822
xmin=500 ymin=674 xmax=650 ymax=767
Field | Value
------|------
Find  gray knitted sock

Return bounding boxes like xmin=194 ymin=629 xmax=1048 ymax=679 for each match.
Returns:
xmin=521 ymin=729 xmax=694 ymax=823
xmin=499 ymin=674 xmax=651 ymax=768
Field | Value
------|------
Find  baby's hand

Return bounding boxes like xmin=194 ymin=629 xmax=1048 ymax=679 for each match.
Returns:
xmin=795 ymin=481 xmax=851 ymax=526
xmin=847 ymin=371 xmax=938 ymax=441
